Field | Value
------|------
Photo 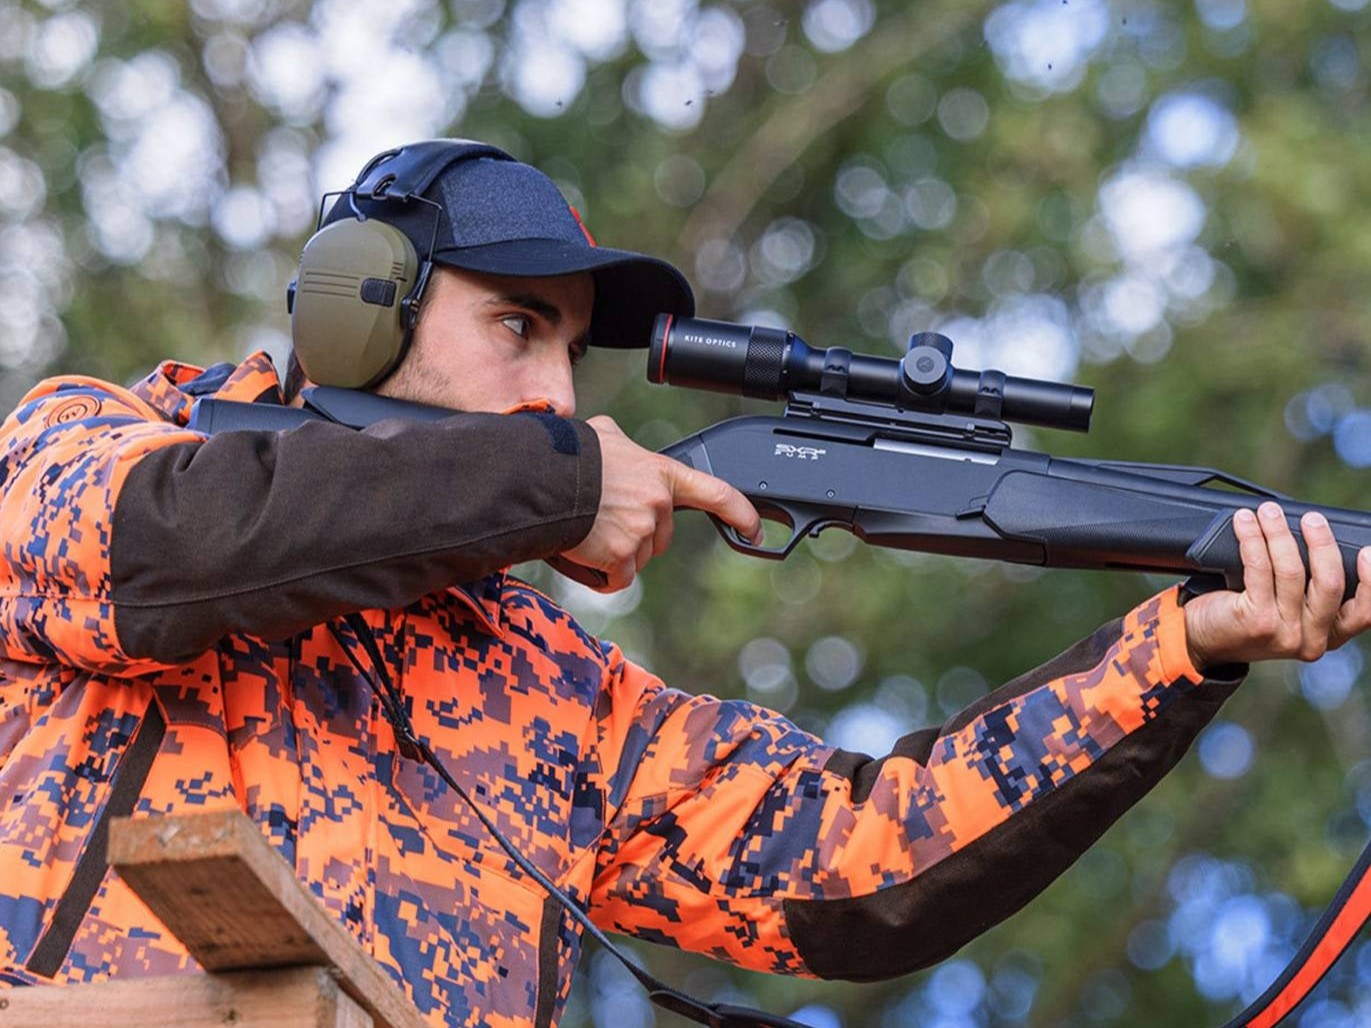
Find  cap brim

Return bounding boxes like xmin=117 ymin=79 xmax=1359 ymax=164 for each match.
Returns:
xmin=431 ymin=240 xmax=694 ymax=349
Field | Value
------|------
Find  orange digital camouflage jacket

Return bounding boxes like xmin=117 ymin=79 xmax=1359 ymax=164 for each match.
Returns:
xmin=0 ymin=353 xmax=1243 ymax=1027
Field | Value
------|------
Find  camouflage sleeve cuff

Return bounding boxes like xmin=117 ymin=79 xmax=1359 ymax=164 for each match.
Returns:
xmin=1153 ymin=584 xmax=1207 ymax=686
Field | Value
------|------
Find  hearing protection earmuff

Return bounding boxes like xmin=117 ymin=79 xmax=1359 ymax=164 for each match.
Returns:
xmin=287 ymin=140 xmax=514 ymax=389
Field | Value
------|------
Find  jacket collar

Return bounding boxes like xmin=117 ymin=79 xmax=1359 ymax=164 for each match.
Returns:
xmin=131 ymin=352 xmax=286 ymax=424
xmin=451 ymin=575 xmax=507 ymax=638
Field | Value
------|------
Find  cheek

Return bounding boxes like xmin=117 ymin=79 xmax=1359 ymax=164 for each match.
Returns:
xmin=398 ymin=335 xmax=531 ymax=411
xmin=381 ymin=337 xmax=459 ymax=405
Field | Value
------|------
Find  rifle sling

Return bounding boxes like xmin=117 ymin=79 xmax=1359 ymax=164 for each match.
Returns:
xmin=1220 ymin=834 xmax=1371 ymax=1027
xmin=25 ymin=702 xmax=166 ymax=978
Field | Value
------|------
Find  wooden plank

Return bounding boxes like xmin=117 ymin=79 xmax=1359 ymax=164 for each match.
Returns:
xmin=108 ymin=811 xmax=426 ymax=1028
xmin=0 ymin=966 xmax=373 ymax=1027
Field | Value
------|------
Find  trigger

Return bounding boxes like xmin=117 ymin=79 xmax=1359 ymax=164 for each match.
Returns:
xmin=719 ymin=517 xmax=796 ymax=559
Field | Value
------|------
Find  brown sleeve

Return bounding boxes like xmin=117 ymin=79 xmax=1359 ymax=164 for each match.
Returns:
xmin=110 ymin=411 xmax=600 ymax=662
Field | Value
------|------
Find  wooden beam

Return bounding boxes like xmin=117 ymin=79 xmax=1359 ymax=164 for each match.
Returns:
xmin=0 ymin=966 xmax=372 ymax=1027
xmin=108 ymin=811 xmax=427 ymax=1028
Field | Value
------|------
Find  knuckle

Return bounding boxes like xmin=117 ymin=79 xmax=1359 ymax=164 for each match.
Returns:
xmin=1309 ymin=578 xmax=1341 ymax=602
xmin=1275 ymin=628 xmax=1302 ymax=655
xmin=654 ymin=521 xmax=675 ymax=555
xmin=1310 ymin=565 xmax=1340 ymax=587
xmin=649 ymin=487 xmax=674 ymax=516
xmin=690 ymin=473 xmax=727 ymax=506
xmin=1271 ymin=559 xmax=1305 ymax=579
xmin=595 ymin=416 xmax=625 ymax=440
xmin=1299 ymin=639 xmax=1328 ymax=662
xmin=1247 ymin=610 xmax=1278 ymax=639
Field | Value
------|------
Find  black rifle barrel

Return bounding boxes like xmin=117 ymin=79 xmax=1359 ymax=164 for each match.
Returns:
xmin=648 ymin=315 xmax=1093 ymax=431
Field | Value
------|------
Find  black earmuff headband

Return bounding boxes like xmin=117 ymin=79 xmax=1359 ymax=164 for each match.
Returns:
xmin=352 ymin=140 xmax=515 ymax=202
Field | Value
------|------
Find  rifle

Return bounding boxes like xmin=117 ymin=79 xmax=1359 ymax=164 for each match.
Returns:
xmin=644 ymin=315 xmax=1371 ymax=601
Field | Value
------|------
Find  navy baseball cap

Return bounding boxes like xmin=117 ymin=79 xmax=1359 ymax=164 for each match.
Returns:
xmin=323 ymin=140 xmax=694 ymax=349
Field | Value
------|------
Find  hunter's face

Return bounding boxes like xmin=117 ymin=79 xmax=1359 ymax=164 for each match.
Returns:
xmin=376 ymin=266 xmax=594 ymax=417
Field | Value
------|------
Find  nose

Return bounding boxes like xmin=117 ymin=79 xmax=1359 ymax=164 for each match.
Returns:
xmin=532 ymin=350 xmax=577 ymax=419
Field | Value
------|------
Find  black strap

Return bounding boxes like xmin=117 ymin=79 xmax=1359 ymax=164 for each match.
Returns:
xmin=353 ymin=140 xmax=513 ymax=200
xmin=330 ymin=614 xmax=810 ymax=1028
xmin=26 ymin=702 xmax=166 ymax=977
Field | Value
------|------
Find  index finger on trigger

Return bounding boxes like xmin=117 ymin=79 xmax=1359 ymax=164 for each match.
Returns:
xmin=669 ymin=461 xmax=763 ymax=543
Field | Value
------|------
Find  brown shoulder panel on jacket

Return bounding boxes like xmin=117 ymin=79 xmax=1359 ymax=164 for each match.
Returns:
xmin=110 ymin=412 xmax=600 ymax=662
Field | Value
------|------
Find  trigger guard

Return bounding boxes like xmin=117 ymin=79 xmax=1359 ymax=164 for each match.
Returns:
xmin=713 ymin=513 xmax=803 ymax=559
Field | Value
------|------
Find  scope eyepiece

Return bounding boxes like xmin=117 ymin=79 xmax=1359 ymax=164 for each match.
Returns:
xmin=649 ymin=314 xmax=1093 ymax=432
xmin=649 ymin=315 xmax=798 ymax=399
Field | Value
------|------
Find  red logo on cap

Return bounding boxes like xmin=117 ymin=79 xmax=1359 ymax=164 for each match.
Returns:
xmin=570 ymin=207 xmax=596 ymax=247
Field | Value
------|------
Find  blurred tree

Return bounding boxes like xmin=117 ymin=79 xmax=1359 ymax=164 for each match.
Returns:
xmin=4 ymin=0 xmax=1371 ymax=1024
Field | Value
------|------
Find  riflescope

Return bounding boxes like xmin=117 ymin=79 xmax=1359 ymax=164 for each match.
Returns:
xmin=648 ymin=314 xmax=1094 ymax=431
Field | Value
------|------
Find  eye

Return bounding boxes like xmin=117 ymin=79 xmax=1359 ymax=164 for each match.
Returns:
xmin=501 ymin=314 xmax=531 ymax=338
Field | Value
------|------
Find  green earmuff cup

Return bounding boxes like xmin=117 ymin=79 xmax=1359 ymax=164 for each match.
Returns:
xmin=290 ymin=218 xmax=422 ymax=389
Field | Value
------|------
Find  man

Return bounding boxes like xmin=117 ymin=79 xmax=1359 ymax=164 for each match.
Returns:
xmin=0 ymin=139 xmax=1366 ymax=1028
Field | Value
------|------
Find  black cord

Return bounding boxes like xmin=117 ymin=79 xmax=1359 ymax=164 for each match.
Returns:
xmin=325 ymin=614 xmax=810 ymax=1028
